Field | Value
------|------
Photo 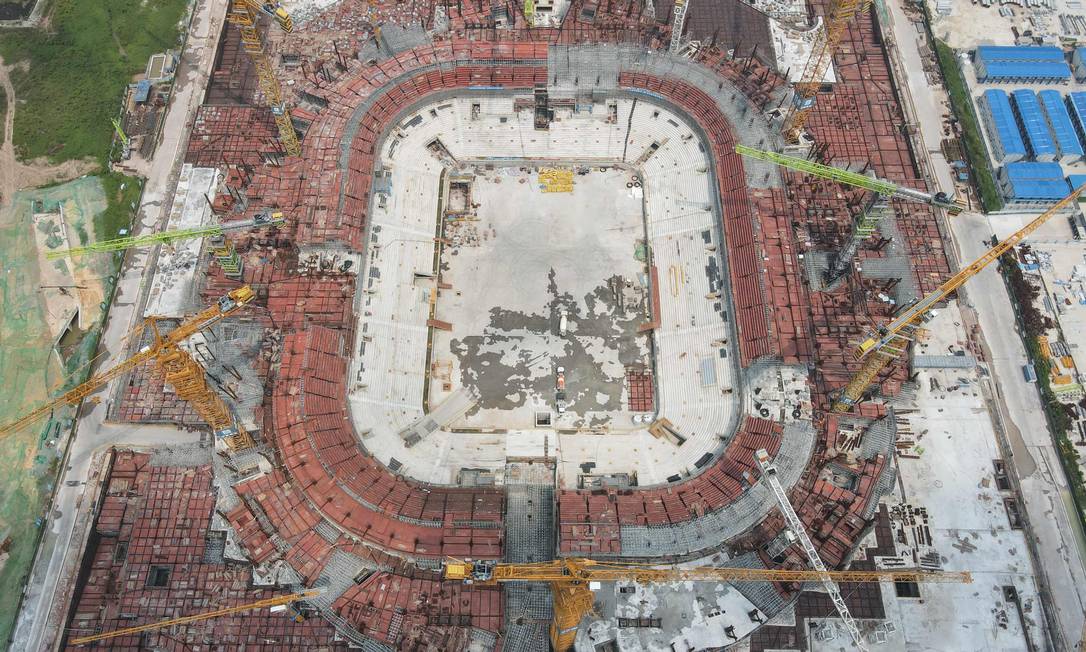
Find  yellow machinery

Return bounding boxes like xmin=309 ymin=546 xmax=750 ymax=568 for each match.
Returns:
xmin=833 ymin=187 xmax=1085 ymax=411
xmin=444 ymin=557 xmax=971 ymax=650
xmin=783 ymin=0 xmax=869 ymax=143
xmin=228 ymin=1 xmax=301 ymax=157
xmin=0 ymin=286 xmax=258 ymax=451
xmin=539 ymin=168 xmax=574 ymax=193
xmin=65 ymin=559 xmax=967 ymax=648
xmin=69 ymin=589 xmax=321 ymax=645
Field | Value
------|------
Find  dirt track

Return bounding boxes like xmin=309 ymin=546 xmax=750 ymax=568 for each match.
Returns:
xmin=0 ymin=57 xmax=98 ymax=212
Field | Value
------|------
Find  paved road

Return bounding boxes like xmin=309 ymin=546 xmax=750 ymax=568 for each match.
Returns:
xmin=0 ymin=56 xmax=17 ymax=209
xmin=883 ymin=0 xmax=1086 ymax=646
xmin=9 ymin=0 xmax=227 ymax=649
xmin=954 ymin=211 xmax=1086 ymax=647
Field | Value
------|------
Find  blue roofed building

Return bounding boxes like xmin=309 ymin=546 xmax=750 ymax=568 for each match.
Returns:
xmin=978 ymin=89 xmax=1027 ymax=163
xmin=132 ymin=79 xmax=152 ymax=104
xmin=1073 ymin=47 xmax=1086 ymax=81
xmin=1038 ymin=90 xmax=1083 ymax=161
xmin=975 ymin=45 xmax=1071 ymax=83
xmin=998 ymin=161 xmax=1070 ymax=205
xmin=1066 ymin=92 xmax=1086 ymax=150
xmin=976 ymin=45 xmax=1066 ymax=61
xmin=1012 ymin=90 xmax=1058 ymax=161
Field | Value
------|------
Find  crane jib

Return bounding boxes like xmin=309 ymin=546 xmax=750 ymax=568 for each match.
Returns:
xmin=863 ymin=187 xmax=1085 ymax=357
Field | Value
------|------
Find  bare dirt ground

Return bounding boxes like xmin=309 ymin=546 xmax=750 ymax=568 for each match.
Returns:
xmin=0 ymin=55 xmax=16 ymax=209
xmin=16 ymin=155 xmax=99 ymax=190
xmin=0 ymin=57 xmax=98 ymax=212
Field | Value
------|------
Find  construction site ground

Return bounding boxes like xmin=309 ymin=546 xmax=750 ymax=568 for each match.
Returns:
xmin=10 ymin=0 xmax=229 ymax=648
xmin=881 ymin=0 xmax=1086 ymax=643
xmin=436 ymin=168 xmax=651 ymax=429
xmin=7 ymin=0 xmax=1086 ymax=647
xmin=925 ymin=0 xmax=1086 ymax=49
xmin=947 ymin=207 xmax=1086 ymax=646
xmin=877 ymin=305 xmax=1047 ymax=650
xmin=0 ymin=177 xmax=114 ymax=645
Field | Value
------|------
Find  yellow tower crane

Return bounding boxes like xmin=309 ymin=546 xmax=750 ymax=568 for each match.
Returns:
xmin=228 ymin=1 xmax=301 ymax=157
xmin=783 ymin=0 xmax=869 ymax=143
xmin=68 ymin=589 xmax=321 ymax=645
xmin=833 ymin=187 xmax=1085 ymax=411
xmin=0 ymin=286 xmax=258 ymax=451
xmin=67 ymin=561 xmax=968 ymax=648
xmin=444 ymin=558 xmax=971 ymax=651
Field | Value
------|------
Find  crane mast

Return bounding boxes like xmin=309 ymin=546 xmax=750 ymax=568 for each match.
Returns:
xmin=833 ymin=187 xmax=1085 ymax=411
xmin=783 ymin=0 xmax=870 ymax=143
xmin=0 ymin=287 xmax=258 ymax=451
xmin=668 ymin=0 xmax=689 ymax=54
xmin=755 ymin=449 xmax=865 ymax=649
xmin=228 ymin=1 xmax=301 ymax=157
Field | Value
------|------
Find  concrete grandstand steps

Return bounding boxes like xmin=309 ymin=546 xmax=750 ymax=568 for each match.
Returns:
xmin=557 ymin=418 xmax=815 ymax=557
xmin=723 ymin=551 xmax=790 ymax=617
xmin=309 ymin=549 xmax=380 ymax=610
xmin=196 ymin=36 xmax=903 ymax=643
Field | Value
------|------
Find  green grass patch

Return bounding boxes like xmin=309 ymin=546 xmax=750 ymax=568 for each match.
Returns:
xmin=1028 ymin=333 xmax=1086 ymax=530
xmin=933 ymin=39 xmax=1004 ymax=213
xmin=0 ymin=84 xmax=6 ymax=147
xmin=0 ymin=0 xmax=188 ymax=166
xmin=96 ymin=172 xmax=142 ymax=241
xmin=0 ymin=176 xmax=127 ymax=648
xmin=1001 ymin=254 xmax=1086 ymax=533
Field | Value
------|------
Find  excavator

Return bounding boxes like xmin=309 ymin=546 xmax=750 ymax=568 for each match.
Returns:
xmin=0 ymin=286 xmax=258 ymax=451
